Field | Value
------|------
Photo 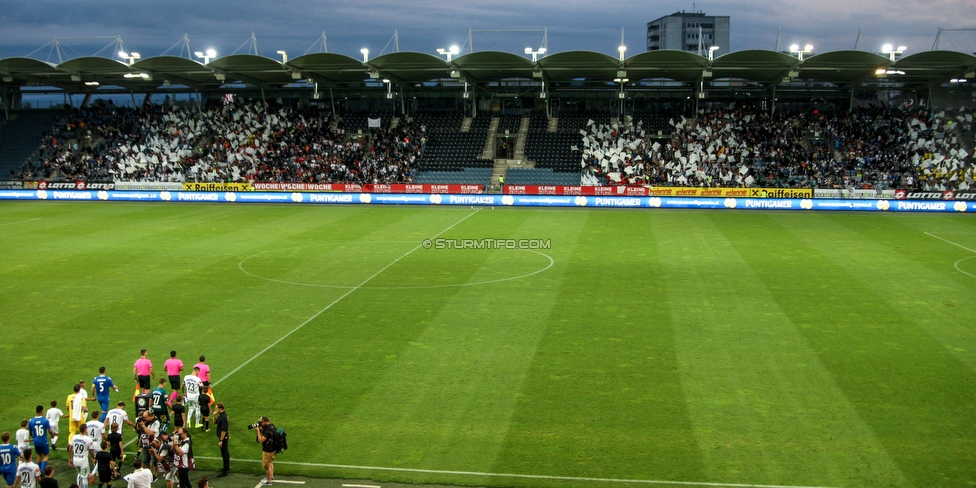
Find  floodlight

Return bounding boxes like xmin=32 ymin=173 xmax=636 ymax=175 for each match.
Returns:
xmin=119 ymin=51 xmax=141 ymax=65
xmin=361 ymin=48 xmax=369 ymax=62
xmin=525 ymin=47 xmax=546 ymax=62
xmin=276 ymin=50 xmax=288 ymax=63
xmin=195 ymin=50 xmax=216 ymax=64
xmin=881 ymin=44 xmax=907 ymax=61
xmin=436 ymin=47 xmax=458 ymax=62
xmin=790 ymin=43 xmax=813 ymax=61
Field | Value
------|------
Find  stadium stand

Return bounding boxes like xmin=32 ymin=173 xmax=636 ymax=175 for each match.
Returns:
xmin=13 ymin=101 xmax=421 ymax=184
xmin=414 ymin=167 xmax=492 ymax=185
xmin=580 ymin=107 xmax=976 ymax=190
xmin=7 ymin=102 xmax=976 ymax=192
xmin=505 ymin=167 xmax=580 ymax=186
xmin=411 ymin=110 xmax=493 ymax=183
xmin=0 ymin=110 xmax=65 ymax=178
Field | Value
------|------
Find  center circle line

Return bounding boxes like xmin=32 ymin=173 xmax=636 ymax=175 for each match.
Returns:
xmin=238 ymin=243 xmax=555 ymax=289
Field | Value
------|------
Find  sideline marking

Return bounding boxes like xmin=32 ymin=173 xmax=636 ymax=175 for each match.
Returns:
xmin=0 ymin=218 xmax=40 ymax=227
xmin=254 ymin=481 xmax=306 ymax=487
xmin=197 ymin=457 xmax=838 ymax=488
xmin=214 ymin=209 xmax=481 ymax=387
xmin=238 ymin=244 xmax=554 ymax=290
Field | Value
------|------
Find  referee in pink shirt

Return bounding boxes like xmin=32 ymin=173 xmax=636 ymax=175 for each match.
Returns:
xmin=163 ymin=351 xmax=184 ymax=390
xmin=194 ymin=356 xmax=211 ymax=385
xmin=133 ymin=349 xmax=155 ymax=391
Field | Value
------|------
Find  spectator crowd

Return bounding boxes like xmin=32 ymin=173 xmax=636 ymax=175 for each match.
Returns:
xmin=580 ymin=107 xmax=976 ymax=191
xmin=14 ymin=100 xmax=424 ymax=186
xmin=11 ymin=101 xmax=976 ymax=191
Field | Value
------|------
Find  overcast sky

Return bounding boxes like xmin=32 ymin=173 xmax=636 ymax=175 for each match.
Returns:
xmin=0 ymin=0 xmax=974 ymax=63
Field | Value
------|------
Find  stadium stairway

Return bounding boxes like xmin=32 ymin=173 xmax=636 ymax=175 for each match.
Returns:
xmin=0 ymin=110 xmax=61 ymax=178
xmin=514 ymin=117 xmax=529 ymax=160
xmin=481 ymin=118 xmax=499 ymax=159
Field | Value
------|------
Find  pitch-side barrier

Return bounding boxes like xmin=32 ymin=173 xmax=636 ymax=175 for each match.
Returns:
xmin=0 ymin=189 xmax=973 ymax=213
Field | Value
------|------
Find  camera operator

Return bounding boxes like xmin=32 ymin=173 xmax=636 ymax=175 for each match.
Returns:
xmin=134 ymin=412 xmax=158 ymax=474
xmin=171 ymin=428 xmax=192 ymax=488
xmin=148 ymin=432 xmax=175 ymax=488
xmin=250 ymin=417 xmax=274 ymax=486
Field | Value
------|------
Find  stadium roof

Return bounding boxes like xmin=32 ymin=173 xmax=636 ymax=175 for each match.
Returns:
xmin=1 ymin=49 xmax=974 ymax=92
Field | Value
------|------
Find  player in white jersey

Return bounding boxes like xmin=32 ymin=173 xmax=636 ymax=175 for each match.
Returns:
xmin=13 ymin=448 xmax=40 ymax=488
xmin=105 ymin=402 xmax=134 ymax=436
xmin=84 ymin=414 xmax=104 ymax=453
xmin=45 ymin=401 xmax=64 ymax=451
xmin=70 ymin=385 xmax=89 ymax=442
xmin=68 ymin=424 xmax=95 ymax=488
xmin=15 ymin=421 xmax=30 ymax=453
xmin=183 ymin=369 xmax=203 ymax=428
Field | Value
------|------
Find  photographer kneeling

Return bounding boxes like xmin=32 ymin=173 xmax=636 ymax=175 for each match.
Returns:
xmin=249 ymin=417 xmax=275 ymax=485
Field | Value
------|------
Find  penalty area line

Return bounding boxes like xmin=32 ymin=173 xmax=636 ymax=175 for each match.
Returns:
xmin=925 ymin=232 xmax=976 ymax=254
xmin=196 ymin=457 xmax=839 ymax=488
xmin=924 ymin=232 xmax=976 ymax=279
xmin=213 ymin=208 xmax=481 ymax=388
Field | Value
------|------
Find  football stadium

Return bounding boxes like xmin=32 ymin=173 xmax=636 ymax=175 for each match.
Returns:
xmin=1 ymin=23 xmax=976 ymax=488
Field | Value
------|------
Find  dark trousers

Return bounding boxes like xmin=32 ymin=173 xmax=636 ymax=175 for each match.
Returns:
xmin=219 ymin=441 xmax=230 ymax=473
xmin=178 ymin=467 xmax=190 ymax=488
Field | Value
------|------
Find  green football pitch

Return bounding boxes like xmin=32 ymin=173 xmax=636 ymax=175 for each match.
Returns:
xmin=2 ymin=201 xmax=976 ymax=488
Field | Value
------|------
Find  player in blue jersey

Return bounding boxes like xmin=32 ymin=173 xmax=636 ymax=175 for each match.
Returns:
xmin=0 ymin=432 xmax=22 ymax=488
xmin=150 ymin=379 xmax=171 ymax=432
xmin=91 ymin=367 xmax=118 ymax=422
xmin=26 ymin=406 xmax=51 ymax=474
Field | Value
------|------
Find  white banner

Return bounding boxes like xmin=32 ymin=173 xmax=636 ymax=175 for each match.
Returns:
xmin=367 ymin=118 xmax=382 ymax=128
xmin=814 ymin=189 xmax=896 ymax=199
xmin=113 ymin=181 xmax=183 ymax=191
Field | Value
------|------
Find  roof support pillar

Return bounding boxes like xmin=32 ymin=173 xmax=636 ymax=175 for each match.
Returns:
xmin=399 ymin=87 xmax=405 ymax=117
xmin=329 ymin=86 xmax=336 ymax=118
